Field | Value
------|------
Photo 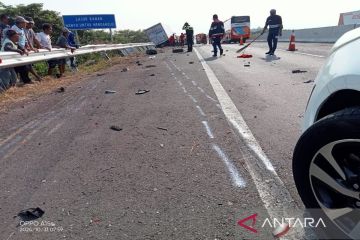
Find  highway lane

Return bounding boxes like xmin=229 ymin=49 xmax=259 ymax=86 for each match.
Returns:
xmin=0 ymin=43 xmax=332 ymax=239
xmin=196 ymin=42 xmax=331 ymax=206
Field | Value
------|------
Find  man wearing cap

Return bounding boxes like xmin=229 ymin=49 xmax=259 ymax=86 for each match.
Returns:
xmin=262 ymin=9 xmax=283 ymax=56
xmin=24 ymin=17 xmax=42 ymax=81
xmin=11 ymin=16 xmax=29 ymax=54
xmin=55 ymin=28 xmax=76 ymax=77
xmin=10 ymin=17 xmax=34 ymax=84
xmin=182 ymin=22 xmax=194 ymax=52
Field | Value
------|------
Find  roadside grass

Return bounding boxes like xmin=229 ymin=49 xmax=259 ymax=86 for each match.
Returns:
xmin=0 ymin=52 xmax=141 ymax=111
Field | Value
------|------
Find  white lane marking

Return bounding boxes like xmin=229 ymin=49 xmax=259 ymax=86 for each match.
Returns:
xmin=164 ymin=61 xmax=172 ymax=71
xmin=177 ymin=81 xmax=183 ymax=86
xmin=192 ymin=80 xmax=197 ymax=86
xmin=278 ymin=49 xmax=325 ymax=58
xmin=188 ymin=94 xmax=198 ymax=103
xmin=194 ymin=47 xmax=304 ymax=238
xmin=195 ymin=47 xmax=275 ymax=170
xmin=171 ymin=72 xmax=175 ymax=76
xmin=185 ymin=75 xmax=190 ymax=80
xmin=6 ymin=232 xmax=14 ymax=240
xmin=182 ymin=72 xmax=186 ymax=76
xmin=182 ymin=86 xmax=188 ymax=94
xmin=206 ymin=94 xmax=218 ymax=103
xmin=196 ymin=105 xmax=206 ymax=117
xmin=202 ymin=121 xmax=214 ymax=139
xmin=174 ymin=76 xmax=177 ymax=80
xmin=198 ymin=87 xmax=205 ymax=93
xmin=212 ymin=144 xmax=246 ymax=188
xmin=48 ymin=122 xmax=65 ymax=136
xmin=170 ymin=61 xmax=182 ymax=71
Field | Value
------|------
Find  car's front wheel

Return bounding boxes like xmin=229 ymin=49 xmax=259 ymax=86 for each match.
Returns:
xmin=293 ymin=108 xmax=360 ymax=239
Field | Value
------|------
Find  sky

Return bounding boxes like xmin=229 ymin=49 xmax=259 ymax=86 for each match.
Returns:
xmin=2 ymin=0 xmax=360 ymax=34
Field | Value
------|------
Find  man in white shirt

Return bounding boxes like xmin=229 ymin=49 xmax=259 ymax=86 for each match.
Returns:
xmin=37 ymin=23 xmax=61 ymax=77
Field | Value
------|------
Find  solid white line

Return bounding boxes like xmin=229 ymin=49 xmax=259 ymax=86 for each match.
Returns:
xmin=194 ymin=47 xmax=303 ymax=238
xmin=212 ymin=144 xmax=247 ymax=188
xmin=188 ymin=94 xmax=197 ymax=103
xmin=192 ymin=80 xmax=197 ymax=86
xmin=196 ymin=105 xmax=206 ymax=117
xmin=202 ymin=121 xmax=214 ymax=139
xmin=278 ymin=49 xmax=325 ymax=58
xmin=198 ymin=87 xmax=205 ymax=93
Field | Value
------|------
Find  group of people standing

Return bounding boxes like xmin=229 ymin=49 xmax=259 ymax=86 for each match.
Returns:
xmin=180 ymin=9 xmax=282 ymax=57
xmin=0 ymin=14 xmax=78 ymax=91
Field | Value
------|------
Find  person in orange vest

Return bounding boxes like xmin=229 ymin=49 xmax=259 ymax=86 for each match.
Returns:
xmin=180 ymin=33 xmax=185 ymax=47
xmin=169 ymin=34 xmax=175 ymax=47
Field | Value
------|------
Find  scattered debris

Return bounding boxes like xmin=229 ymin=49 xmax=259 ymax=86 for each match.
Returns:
xmin=237 ymin=54 xmax=253 ymax=58
xmin=145 ymin=65 xmax=157 ymax=68
xmin=244 ymin=63 xmax=251 ymax=67
xmin=222 ymin=54 xmax=226 ymax=56
xmin=137 ymin=63 xmax=143 ymax=66
xmin=150 ymin=74 xmax=155 ymax=76
xmin=105 ymin=90 xmax=117 ymax=94
xmin=135 ymin=90 xmax=150 ymax=95
xmin=226 ymin=50 xmax=229 ymax=52
xmin=97 ymin=73 xmax=105 ymax=76
xmin=189 ymin=61 xmax=194 ymax=64
xmin=292 ymin=69 xmax=307 ymax=74
xmin=160 ymin=144 xmax=164 ymax=148
xmin=254 ymin=115 xmax=257 ymax=119
xmin=17 ymin=208 xmax=45 ymax=221
xmin=146 ymin=49 xmax=158 ymax=55
xmin=121 ymin=68 xmax=129 ymax=72
xmin=57 ymin=87 xmax=65 ymax=93
xmin=172 ymin=48 xmax=184 ymax=53
xmin=303 ymin=80 xmax=314 ymax=84
xmin=110 ymin=125 xmax=123 ymax=131
xmin=157 ymin=127 xmax=168 ymax=131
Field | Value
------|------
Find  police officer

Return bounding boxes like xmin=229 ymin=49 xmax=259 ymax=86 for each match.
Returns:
xmin=262 ymin=9 xmax=283 ymax=56
xmin=209 ymin=14 xmax=225 ymax=57
xmin=183 ymin=22 xmax=194 ymax=52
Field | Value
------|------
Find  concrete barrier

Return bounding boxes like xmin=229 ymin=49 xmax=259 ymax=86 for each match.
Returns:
xmin=256 ymin=24 xmax=359 ymax=43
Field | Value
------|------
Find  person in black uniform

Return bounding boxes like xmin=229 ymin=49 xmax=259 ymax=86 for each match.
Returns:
xmin=183 ymin=22 xmax=194 ymax=52
xmin=209 ymin=14 xmax=225 ymax=57
xmin=262 ymin=9 xmax=283 ymax=55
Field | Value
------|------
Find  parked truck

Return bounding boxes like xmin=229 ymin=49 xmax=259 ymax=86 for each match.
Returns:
xmin=144 ymin=23 xmax=171 ymax=47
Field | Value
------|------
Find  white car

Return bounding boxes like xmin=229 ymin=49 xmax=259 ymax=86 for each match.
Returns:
xmin=293 ymin=27 xmax=360 ymax=239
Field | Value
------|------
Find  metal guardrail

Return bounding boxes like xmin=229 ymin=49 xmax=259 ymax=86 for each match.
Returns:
xmin=0 ymin=43 xmax=155 ymax=69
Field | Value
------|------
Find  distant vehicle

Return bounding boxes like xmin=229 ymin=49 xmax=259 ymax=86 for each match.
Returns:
xmin=196 ymin=33 xmax=207 ymax=44
xmin=293 ymin=27 xmax=360 ymax=240
xmin=144 ymin=23 xmax=171 ymax=47
xmin=223 ymin=16 xmax=250 ymax=43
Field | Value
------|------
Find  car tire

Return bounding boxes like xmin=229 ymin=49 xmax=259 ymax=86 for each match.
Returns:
xmin=293 ymin=107 xmax=360 ymax=240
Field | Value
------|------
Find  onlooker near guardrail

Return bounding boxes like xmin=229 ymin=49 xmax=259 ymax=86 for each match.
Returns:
xmin=0 ymin=14 xmax=10 ymax=47
xmin=0 ymin=30 xmax=22 ymax=90
xmin=55 ymin=28 xmax=76 ymax=78
xmin=25 ymin=17 xmax=42 ymax=81
xmin=11 ymin=16 xmax=33 ymax=84
xmin=67 ymin=29 xmax=78 ymax=69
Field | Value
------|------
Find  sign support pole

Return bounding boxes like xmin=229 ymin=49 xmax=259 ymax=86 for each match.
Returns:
xmin=110 ymin=28 xmax=113 ymax=43
xmin=75 ymin=30 xmax=80 ymax=46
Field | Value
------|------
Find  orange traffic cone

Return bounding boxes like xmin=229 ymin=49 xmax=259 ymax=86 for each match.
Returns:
xmin=288 ymin=31 xmax=296 ymax=51
xmin=239 ymin=36 xmax=244 ymax=46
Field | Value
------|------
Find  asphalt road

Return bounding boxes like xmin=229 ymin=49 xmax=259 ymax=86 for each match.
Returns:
xmin=0 ymin=42 xmax=332 ymax=240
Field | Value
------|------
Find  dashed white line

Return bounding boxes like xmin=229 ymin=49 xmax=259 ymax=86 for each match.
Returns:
xmin=185 ymin=75 xmax=190 ymax=80
xmin=192 ymin=81 xmax=197 ymax=86
xmin=177 ymin=81 xmax=183 ymax=86
xmin=202 ymin=121 xmax=214 ymax=139
xmin=206 ymin=94 xmax=218 ymax=103
xmin=198 ymin=87 xmax=205 ymax=93
xmin=182 ymin=86 xmax=187 ymax=94
xmin=196 ymin=105 xmax=206 ymax=117
xmin=212 ymin=144 xmax=246 ymax=188
xmin=194 ymin=47 xmax=304 ymax=238
xmin=188 ymin=95 xmax=198 ymax=103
